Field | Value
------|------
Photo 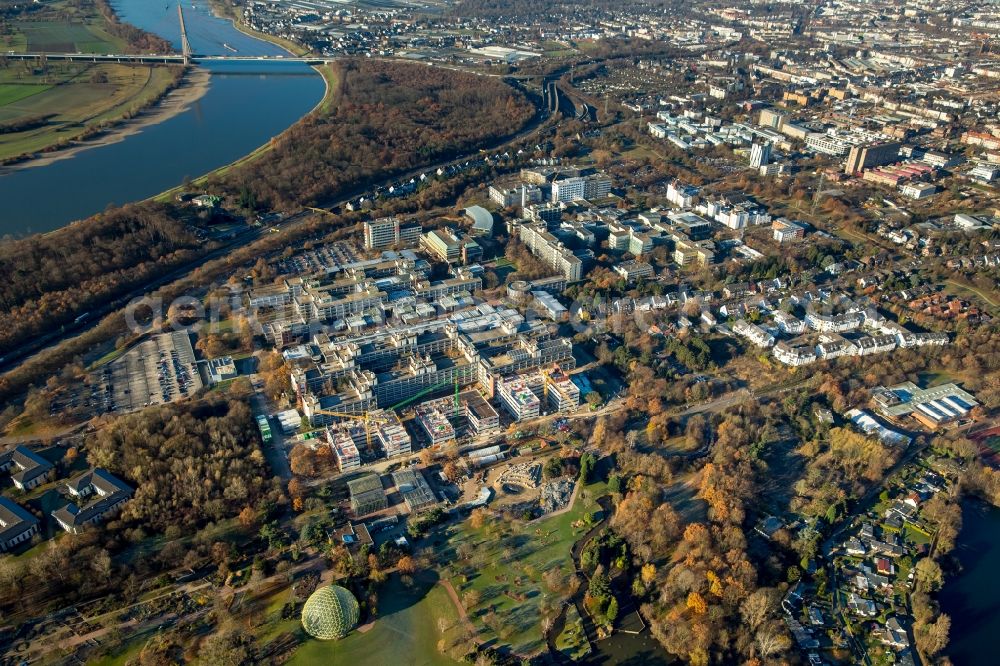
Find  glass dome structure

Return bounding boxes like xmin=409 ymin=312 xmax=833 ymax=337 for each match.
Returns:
xmin=301 ymin=584 xmax=361 ymax=640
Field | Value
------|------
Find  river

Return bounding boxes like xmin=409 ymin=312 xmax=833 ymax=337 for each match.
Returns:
xmin=939 ymin=499 xmax=1000 ymax=666
xmin=0 ymin=1 xmax=324 ymax=237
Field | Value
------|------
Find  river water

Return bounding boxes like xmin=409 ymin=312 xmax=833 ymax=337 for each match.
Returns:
xmin=0 ymin=1 xmax=324 ymax=236
xmin=938 ymin=499 xmax=1000 ymax=666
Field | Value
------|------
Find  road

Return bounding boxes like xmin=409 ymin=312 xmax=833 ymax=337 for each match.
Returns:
xmin=0 ymin=88 xmax=553 ymax=382
xmin=0 ymin=223 xmax=267 ymax=375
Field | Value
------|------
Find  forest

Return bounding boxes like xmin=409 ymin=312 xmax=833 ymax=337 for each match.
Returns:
xmin=0 ymin=397 xmax=286 ymax=622
xmin=0 ymin=204 xmax=204 ymax=354
xmin=87 ymin=397 xmax=272 ymax=533
xmin=209 ymin=59 xmax=535 ymax=209
xmin=0 ymin=59 xmax=535 ymax=362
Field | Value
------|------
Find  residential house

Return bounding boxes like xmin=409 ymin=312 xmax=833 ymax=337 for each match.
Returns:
xmin=0 ymin=445 xmax=53 ymax=491
xmin=51 ymin=469 xmax=134 ymax=534
xmin=0 ymin=497 xmax=38 ymax=552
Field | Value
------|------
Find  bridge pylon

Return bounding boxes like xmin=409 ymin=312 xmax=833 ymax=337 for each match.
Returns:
xmin=177 ymin=3 xmax=192 ymax=65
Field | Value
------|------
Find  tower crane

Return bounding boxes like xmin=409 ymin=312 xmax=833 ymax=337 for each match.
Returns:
xmin=309 ymin=378 xmax=464 ymax=451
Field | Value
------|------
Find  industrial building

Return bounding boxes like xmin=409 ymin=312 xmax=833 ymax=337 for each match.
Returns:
xmin=872 ymin=382 xmax=979 ymax=429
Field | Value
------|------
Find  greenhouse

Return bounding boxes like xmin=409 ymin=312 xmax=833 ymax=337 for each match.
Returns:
xmin=301 ymin=585 xmax=361 ymax=640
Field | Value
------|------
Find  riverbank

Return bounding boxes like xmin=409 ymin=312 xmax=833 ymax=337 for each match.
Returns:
xmin=152 ymin=62 xmax=335 ymax=204
xmin=208 ymin=0 xmax=311 ymax=57
xmin=0 ymin=67 xmax=210 ymax=177
xmin=940 ymin=496 xmax=1000 ymax=666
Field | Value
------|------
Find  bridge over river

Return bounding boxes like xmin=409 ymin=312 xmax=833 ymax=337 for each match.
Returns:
xmin=4 ymin=3 xmax=331 ymax=66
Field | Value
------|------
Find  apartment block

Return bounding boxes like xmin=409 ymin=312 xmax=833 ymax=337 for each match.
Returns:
xmin=516 ymin=221 xmax=584 ymax=281
xmin=550 ymin=174 xmax=612 ymax=203
xmin=772 ymin=219 xmax=806 ymax=243
xmin=845 ymin=142 xmax=901 ymax=175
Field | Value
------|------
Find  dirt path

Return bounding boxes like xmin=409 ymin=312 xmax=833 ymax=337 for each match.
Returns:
xmin=438 ymin=579 xmax=475 ymax=633
xmin=947 ymin=279 xmax=999 ymax=308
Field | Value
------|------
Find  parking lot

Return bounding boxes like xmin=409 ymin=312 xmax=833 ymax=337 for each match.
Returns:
xmin=88 ymin=332 xmax=204 ymax=414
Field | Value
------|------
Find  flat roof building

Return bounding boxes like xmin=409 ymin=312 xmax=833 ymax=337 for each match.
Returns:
xmin=374 ymin=414 xmax=412 ymax=458
xmin=872 ymin=382 xmax=979 ymax=429
xmin=364 ymin=217 xmax=402 ymax=250
xmin=328 ymin=428 xmax=362 ymax=472
xmin=415 ymin=403 xmax=457 ymax=447
xmin=497 ymin=376 xmax=541 ymax=421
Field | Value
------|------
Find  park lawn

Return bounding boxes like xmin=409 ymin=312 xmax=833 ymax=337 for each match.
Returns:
xmin=555 ymin=604 xmax=591 ymax=660
xmin=288 ymin=573 xmax=462 ymax=666
xmin=444 ymin=477 xmax=609 ymax=655
xmin=661 ymin=471 xmax=709 ymax=524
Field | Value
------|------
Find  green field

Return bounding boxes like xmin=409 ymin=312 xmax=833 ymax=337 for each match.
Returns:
xmin=0 ymin=63 xmax=179 ymax=160
xmin=20 ymin=20 xmax=125 ymax=54
xmin=288 ymin=573 xmax=462 ymax=665
xmin=0 ymin=2 xmax=177 ymax=161
xmin=0 ymin=83 xmax=52 ymax=106
xmin=443 ymin=477 xmax=608 ymax=655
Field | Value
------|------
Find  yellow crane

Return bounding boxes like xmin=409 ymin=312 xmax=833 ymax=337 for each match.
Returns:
xmin=311 ymin=378 xmax=461 ymax=451
xmin=540 ymin=365 xmax=553 ymax=408
xmin=311 ymin=408 xmax=389 ymax=452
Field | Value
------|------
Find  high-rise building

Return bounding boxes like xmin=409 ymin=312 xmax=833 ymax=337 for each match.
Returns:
xmin=551 ymin=175 xmax=612 ymax=203
xmin=363 ymin=217 xmax=400 ymax=250
xmin=844 ymin=142 xmax=901 ymax=175
xmin=758 ymin=109 xmax=786 ymax=130
xmin=750 ymin=142 xmax=772 ymax=168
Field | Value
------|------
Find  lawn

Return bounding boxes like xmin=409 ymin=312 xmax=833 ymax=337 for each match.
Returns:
xmin=441 ymin=476 xmax=609 ymax=655
xmin=89 ymin=634 xmax=149 ymax=666
xmin=288 ymin=572 xmax=462 ymax=665
xmin=555 ymin=604 xmax=591 ymax=660
xmin=902 ymin=521 xmax=932 ymax=547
